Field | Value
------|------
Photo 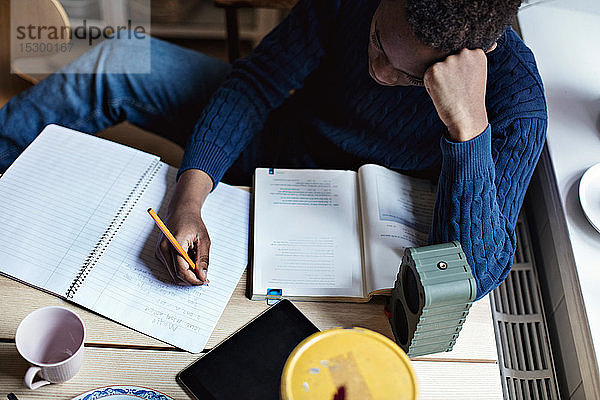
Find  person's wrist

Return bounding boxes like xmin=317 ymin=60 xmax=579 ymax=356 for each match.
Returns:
xmin=446 ymin=115 xmax=489 ymax=142
xmin=169 ymin=169 xmax=213 ymax=215
xmin=440 ymin=124 xmax=493 ymax=181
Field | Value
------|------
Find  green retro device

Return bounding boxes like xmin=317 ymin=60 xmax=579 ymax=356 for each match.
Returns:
xmin=389 ymin=241 xmax=476 ymax=357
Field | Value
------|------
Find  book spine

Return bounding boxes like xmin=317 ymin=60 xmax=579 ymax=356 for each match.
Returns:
xmin=65 ymin=159 xmax=163 ymax=299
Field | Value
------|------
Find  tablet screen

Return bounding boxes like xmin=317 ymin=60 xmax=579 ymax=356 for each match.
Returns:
xmin=177 ymin=300 xmax=319 ymax=400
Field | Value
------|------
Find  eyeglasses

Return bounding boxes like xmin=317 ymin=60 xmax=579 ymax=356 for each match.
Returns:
xmin=370 ymin=20 xmax=425 ymax=86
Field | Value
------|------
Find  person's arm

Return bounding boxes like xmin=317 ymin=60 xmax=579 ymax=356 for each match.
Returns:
xmin=424 ymin=49 xmax=546 ymax=299
xmin=158 ymin=0 xmax=341 ymax=285
xmin=179 ymin=0 xmax=341 ymax=184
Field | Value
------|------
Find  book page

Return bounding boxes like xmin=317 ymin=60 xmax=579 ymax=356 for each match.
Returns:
xmin=253 ymin=168 xmax=364 ymax=299
xmin=73 ymin=164 xmax=251 ymax=353
xmin=358 ymin=164 xmax=436 ymax=294
xmin=0 ymin=125 xmax=159 ymax=296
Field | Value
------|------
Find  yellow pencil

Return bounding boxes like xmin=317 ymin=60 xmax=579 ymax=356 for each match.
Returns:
xmin=147 ymin=208 xmax=196 ymax=271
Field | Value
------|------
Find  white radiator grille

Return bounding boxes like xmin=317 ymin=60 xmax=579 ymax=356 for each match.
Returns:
xmin=490 ymin=215 xmax=560 ymax=400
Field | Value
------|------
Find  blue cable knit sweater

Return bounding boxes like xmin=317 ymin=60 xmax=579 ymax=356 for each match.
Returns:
xmin=179 ymin=0 xmax=547 ymax=299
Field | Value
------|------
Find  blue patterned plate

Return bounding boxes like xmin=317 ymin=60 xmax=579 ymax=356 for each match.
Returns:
xmin=71 ymin=386 xmax=174 ymax=400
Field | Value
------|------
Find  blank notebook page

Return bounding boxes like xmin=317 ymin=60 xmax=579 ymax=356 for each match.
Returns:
xmin=0 ymin=125 xmax=159 ymax=296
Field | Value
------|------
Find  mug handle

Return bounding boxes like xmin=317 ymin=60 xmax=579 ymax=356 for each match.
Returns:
xmin=24 ymin=366 xmax=51 ymax=390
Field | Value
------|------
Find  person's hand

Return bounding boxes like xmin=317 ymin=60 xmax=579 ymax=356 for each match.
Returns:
xmin=155 ymin=169 xmax=214 ymax=285
xmin=424 ymin=48 xmax=489 ymax=142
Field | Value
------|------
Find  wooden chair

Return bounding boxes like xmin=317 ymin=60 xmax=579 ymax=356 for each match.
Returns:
xmin=10 ymin=0 xmax=70 ymax=84
xmin=213 ymin=0 xmax=298 ymax=62
xmin=0 ymin=0 xmax=31 ymax=104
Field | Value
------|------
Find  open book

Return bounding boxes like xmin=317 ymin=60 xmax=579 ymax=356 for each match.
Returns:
xmin=251 ymin=166 xmax=436 ymax=302
xmin=0 ymin=125 xmax=250 ymax=353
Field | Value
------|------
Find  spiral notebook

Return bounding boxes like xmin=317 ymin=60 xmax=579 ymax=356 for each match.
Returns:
xmin=0 ymin=125 xmax=251 ymax=353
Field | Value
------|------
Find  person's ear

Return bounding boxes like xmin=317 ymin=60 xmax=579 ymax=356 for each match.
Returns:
xmin=485 ymin=42 xmax=498 ymax=53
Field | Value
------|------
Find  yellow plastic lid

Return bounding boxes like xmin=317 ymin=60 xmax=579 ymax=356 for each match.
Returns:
xmin=281 ymin=327 xmax=417 ymax=400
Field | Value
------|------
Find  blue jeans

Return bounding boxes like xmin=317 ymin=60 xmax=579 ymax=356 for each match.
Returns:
xmin=0 ymin=35 xmax=231 ymax=173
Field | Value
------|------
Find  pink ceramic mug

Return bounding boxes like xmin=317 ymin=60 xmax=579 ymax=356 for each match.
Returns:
xmin=15 ymin=306 xmax=86 ymax=389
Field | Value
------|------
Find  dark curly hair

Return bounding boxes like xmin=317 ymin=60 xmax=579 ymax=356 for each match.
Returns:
xmin=404 ymin=0 xmax=522 ymax=52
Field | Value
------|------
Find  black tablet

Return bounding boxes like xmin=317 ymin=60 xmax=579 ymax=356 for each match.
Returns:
xmin=177 ymin=300 xmax=319 ymax=400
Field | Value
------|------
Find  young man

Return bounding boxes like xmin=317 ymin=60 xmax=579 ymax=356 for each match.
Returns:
xmin=0 ymin=0 xmax=546 ymax=300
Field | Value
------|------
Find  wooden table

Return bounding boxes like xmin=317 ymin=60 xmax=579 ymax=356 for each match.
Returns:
xmin=1 ymin=269 xmax=502 ymax=399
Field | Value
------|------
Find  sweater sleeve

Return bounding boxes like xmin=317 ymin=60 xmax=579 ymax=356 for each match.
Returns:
xmin=178 ymin=0 xmax=340 ymax=183
xmin=430 ymin=118 xmax=546 ymax=299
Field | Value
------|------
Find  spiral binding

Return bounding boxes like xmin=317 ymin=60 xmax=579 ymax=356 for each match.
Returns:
xmin=65 ymin=159 xmax=163 ymax=299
